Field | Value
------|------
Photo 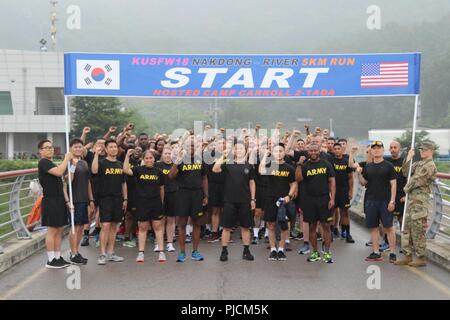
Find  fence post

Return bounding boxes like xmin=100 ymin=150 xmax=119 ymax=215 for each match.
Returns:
xmin=426 ymin=180 xmax=443 ymax=240
xmin=9 ymin=176 xmax=32 ymax=239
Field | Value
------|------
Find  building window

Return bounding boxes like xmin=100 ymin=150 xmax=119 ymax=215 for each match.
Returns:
xmin=0 ymin=91 xmax=13 ymax=115
xmin=36 ymin=87 xmax=64 ymax=115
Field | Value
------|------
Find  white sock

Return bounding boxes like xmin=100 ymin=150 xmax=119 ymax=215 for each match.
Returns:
xmin=278 ymin=248 xmax=284 ymax=252
xmin=47 ymin=251 xmax=55 ymax=262
xmin=260 ymin=220 xmax=265 ymax=228
xmin=253 ymin=228 xmax=259 ymax=238
xmin=264 ymin=229 xmax=269 ymax=237
xmin=206 ymin=224 xmax=212 ymax=231
xmin=285 ymin=239 xmax=290 ymax=244
xmin=270 ymin=247 xmax=277 ymax=252
xmin=186 ymin=224 xmax=193 ymax=235
xmin=55 ymin=251 xmax=61 ymax=259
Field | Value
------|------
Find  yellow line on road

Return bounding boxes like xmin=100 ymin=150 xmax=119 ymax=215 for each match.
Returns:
xmin=0 ymin=267 xmax=47 ymax=300
xmin=0 ymin=250 xmax=71 ymax=300
xmin=406 ymin=266 xmax=450 ymax=298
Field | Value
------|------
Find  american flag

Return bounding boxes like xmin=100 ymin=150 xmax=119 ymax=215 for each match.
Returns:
xmin=360 ymin=62 xmax=408 ymax=87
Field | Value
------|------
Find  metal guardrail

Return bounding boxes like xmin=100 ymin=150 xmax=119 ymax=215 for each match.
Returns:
xmin=428 ymin=173 xmax=450 ymax=241
xmin=351 ymin=171 xmax=450 ymax=241
xmin=0 ymin=169 xmax=41 ymax=249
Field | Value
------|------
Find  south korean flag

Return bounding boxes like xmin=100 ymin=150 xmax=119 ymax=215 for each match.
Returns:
xmin=76 ymin=60 xmax=120 ymax=90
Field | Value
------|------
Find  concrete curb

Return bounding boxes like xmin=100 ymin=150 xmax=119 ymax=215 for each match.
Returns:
xmin=0 ymin=232 xmax=47 ymax=274
xmin=349 ymin=208 xmax=450 ymax=272
xmin=0 ymin=228 xmax=69 ymax=274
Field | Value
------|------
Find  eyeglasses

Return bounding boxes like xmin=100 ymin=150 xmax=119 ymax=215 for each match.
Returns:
xmin=40 ymin=146 xmax=54 ymax=150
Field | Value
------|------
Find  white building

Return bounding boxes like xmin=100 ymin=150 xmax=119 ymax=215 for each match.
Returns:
xmin=368 ymin=129 xmax=450 ymax=157
xmin=0 ymin=49 xmax=68 ymax=159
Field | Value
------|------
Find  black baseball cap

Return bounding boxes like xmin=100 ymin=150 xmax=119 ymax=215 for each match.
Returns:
xmin=370 ymin=140 xmax=384 ymax=148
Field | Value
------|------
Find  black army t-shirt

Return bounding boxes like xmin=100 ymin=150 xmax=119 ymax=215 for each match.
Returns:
xmin=133 ymin=166 xmax=165 ymax=199
xmin=207 ymin=151 xmax=226 ymax=185
xmin=301 ymin=159 xmax=335 ymax=197
xmin=39 ymin=158 xmax=64 ymax=197
xmin=221 ymin=162 xmax=255 ymax=203
xmin=155 ymin=162 xmax=178 ymax=193
xmin=97 ymin=158 xmax=125 ymax=197
xmin=385 ymin=156 xmax=406 ymax=197
xmin=265 ymin=162 xmax=296 ymax=198
xmin=70 ymin=159 xmax=90 ymax=203
xmin=362 ymin=160 xmax=396 ymax=201
xmin=85 ymin=151 xmax=106 ymax=195
xmin=332 ymin=156 xmax=352 ymax=189
xmin=176 ymin=156 xmax=207 ymax=190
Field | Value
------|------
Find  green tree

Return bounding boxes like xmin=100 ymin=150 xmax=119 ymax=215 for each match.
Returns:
xmin=395 ymin=129 xmax=439 ymax=157
xmin=70 ymin=97 xmax=148 ymax=141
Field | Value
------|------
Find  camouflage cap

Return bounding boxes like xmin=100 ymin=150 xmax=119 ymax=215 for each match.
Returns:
xmin=419 ymin=141 xmax=436 ymax=150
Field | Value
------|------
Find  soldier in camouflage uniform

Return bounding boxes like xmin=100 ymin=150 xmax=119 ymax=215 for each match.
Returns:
xmin=395 ymin=141 xmax=437 ymax=267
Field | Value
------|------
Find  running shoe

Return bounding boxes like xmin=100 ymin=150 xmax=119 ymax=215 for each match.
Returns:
xmin=207 ymin=232 xmax=220 ymax=243
xmin=176 ymin=252 xmax=186 ymax=262
xmin=251 ymin=236 xmax=258 ymax=245
xmin=136 ymin=252 xmax=145 ymax=263
xmin=166 ymin=243 xmax=175 ymax=252
xmin=57 ymin=257 xmax=71 ymax=267
xmin=107 ymin=253 xmax=124 ymax=262
xmin=307 ymin=251 xmax=321 ymax=262
xmin=268 ymin=250 xmax=278 ymax=261
xmin=379 ymin=241 xmax=390 ymax=252
xmin=389 ymin=253 xmax=397 ymax=263
xmin=365 ymin=252 xmax=383 ymax=261
xmin=220 ymin=250 xmax=228 ymax=262
xmin=298 ymin=243 xmax=310 ymax=255
xmin=277 ymin=251 xmax=287 ymax=261
xmin=243 ymin=251 xmax=254 ymax=261
xmin=323 ymin=252 xmax=333 ymax=264
xmin=97 ymin=254 xmax=107 ymax=265
xmin=80 ymin=235 xmax=89 ymax=247
xmin=77 ymin=253 xmax=88 ymax=264
xmin=191 ymin=250 xmax=204 ymax=261
xmin=158 ymin=252 xmax=166 ymax=262
xmin=334 ymin=228 xmax=341 ymax=238
xmin=46 ymin=258 xmax=65 ymax=269
xmin=285 ymin=242 xmax=292 ymax=252
xmin=346 ymin=235 xmax=355 ymax=244
xmin=316 ymin=233 xmax=323 ymax=242
xmin=69 ymin=254 xmax=86 ymax=265
xmin=123 ymin=239 xmax=137 ymax=248
xmin=294 ymin=232 xmax=304 ymax=241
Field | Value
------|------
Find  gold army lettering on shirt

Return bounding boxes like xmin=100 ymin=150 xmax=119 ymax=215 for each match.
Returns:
xmin=333 ymin=164 xmax=348 ymax=171
xmin=105 ymin=168 xmax=123 ymax=175
xmin=393 ymin=166 xmax=402 ymax=173
xmin=139 ymin=174 xmax=159 ymax=181
xmin=181 ymin=163 xmax=202 ymax=171
xmin=271 ymin=170 xmax=290 ymax=177
xmin=306 ymin=167 xmax=327 ymax=176
xmin=162 ymin=169 xmax=170 ymax=175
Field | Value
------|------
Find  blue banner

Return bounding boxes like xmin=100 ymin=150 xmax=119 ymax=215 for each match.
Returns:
xmin=64 ymin=53 xmax=420 ymax=98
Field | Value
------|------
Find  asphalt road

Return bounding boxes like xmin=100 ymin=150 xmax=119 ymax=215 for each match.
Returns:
xmin=0 ymin=221 xmax=449 ymax=300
